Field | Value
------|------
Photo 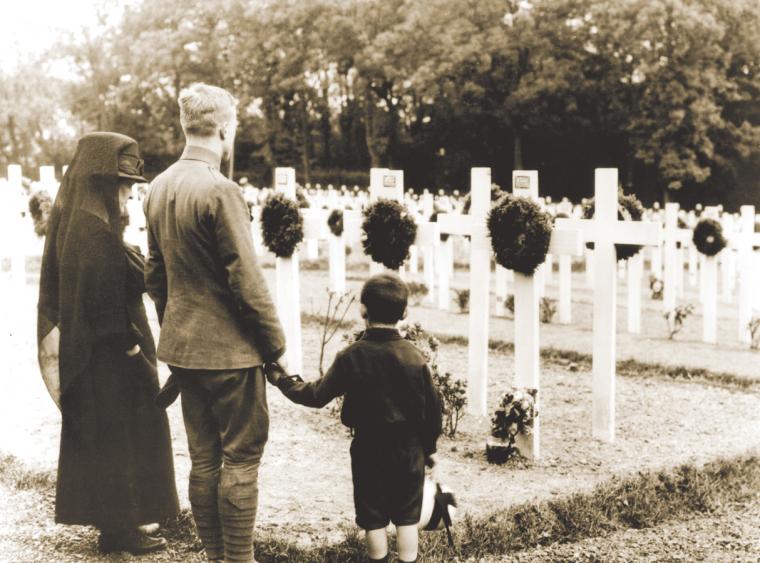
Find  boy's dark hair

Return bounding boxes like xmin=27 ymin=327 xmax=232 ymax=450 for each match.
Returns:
xmin=361 ymin=273 xmax=409 ymax=324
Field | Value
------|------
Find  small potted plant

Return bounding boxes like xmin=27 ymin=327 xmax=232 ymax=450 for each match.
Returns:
xmin=486 ymin=388 xmax=538 ymax=464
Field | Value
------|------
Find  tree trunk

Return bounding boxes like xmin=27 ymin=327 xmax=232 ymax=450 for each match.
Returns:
xmin=363 ymin=86 xmax=382 ymax=167
xmin=625 ymin=146 xmax=635 ymax=190
xmin=300 ymin=101 xmax=312 ymax=184
xmin=513 ymin=129 xmax=523 ymax=170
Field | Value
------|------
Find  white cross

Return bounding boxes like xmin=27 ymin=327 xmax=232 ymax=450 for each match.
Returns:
xmin=510 ymin=170 xmax=582 ymax=459
xmin=734 ymin=206 xmax=755 ymax=343
xmin=273 ymin=167 xmax=304 ymax=376
xmin=556 ymin=169 xmax=661 ymax=443
xmin=700 ymin=206 xmax=720 ymax=344
xmin=437 ymin=168 xmax=492 ymax=417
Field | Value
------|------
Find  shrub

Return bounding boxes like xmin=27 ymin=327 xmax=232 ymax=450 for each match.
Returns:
xmin=261 ymin=193 xmax=304 ymax=258
xmin=540 ymin=298 xmax=557 ymax=324
xmin=361 ymin=199 xmax=417 ymax=270
xmin=406 ymin=281 xmax=429 ymax=305
xmin=454 ymin=288 xmax=470 ymax=314
xmin=749 ymin=317 xmax=760 ymax=350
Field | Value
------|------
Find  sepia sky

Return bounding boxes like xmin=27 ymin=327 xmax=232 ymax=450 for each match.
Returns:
xmin=0 ymin=0 xmax=134 ymax=73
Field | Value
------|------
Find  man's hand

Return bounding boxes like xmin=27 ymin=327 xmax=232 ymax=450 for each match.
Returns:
xmin=264 ymin=362 xmax=287 ymax=386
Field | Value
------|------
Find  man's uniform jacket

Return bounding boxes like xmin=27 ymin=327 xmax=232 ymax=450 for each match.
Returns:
xmin=144 ymin=145 xmax=285 ymax=370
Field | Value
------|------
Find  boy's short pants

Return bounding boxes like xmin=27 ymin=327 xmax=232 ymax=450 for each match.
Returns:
xmin=350 ymin=430 xmax=426 ymax=531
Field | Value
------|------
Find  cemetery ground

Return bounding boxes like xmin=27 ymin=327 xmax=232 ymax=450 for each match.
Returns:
xmin=1 ymin=258 xmax=760 ymax=562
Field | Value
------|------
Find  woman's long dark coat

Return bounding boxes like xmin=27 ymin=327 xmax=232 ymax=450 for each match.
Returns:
xmin=38 ymin=133 xmax=179 ymax=531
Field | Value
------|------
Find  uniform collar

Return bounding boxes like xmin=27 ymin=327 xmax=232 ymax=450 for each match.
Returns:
xmin=180 ymin=145 xmax=222 ymax=169
xmin=361 ymin=327 xmax=403 ymax=341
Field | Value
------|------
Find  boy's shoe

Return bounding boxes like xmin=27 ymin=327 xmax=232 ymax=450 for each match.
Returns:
xmin=98 ymin=529 xmax=168 ymax=555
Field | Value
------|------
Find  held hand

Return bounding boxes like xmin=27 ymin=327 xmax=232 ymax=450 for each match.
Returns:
xmin=264 ymin=362 xmax=286 ymax=386
xmin=126 ymin=344 xmax=141 ymax=357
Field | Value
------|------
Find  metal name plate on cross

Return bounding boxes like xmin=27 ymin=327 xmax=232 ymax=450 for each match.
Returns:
xmin=273 ymin=167 xmax=303 ymax=376
xmin=369 ymin=168 xmax=404 ymax=203
xmin=556 ymin=169 xmax=661 ymax=443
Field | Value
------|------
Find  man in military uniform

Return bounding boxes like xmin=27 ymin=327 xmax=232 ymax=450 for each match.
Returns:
xmin=144 ymin=83 xmax=286 ymax=563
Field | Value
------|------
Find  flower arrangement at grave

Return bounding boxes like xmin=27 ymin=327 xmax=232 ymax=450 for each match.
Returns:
xmin=28 ymin=189 xmax=53 ymax=238
xmin=342 ymin=321 xmax=468 ymax=437
xmin=260 ymin=193 xmax=304 ymax=258
xmin=487 ymin=194 xmax=553 ymax=275
xmin=361 ymin=199 xmax=417 ymax=270
xmin=582 ymin=189 xmax=646 ymax=260
xmin=327 ymin=209 xmax=344 ymax=237
xmin=486 ymin=388 xmax=538 ymax=464
xmin=296 ymin=186 xmax=310 ymax=208
xmin=692 ymin=218 xmax=727 ymax=257
xmin=664 ymin=304 xmax=694 ymax=340
xmin=649 ymin=275 xmax=664 ymax=300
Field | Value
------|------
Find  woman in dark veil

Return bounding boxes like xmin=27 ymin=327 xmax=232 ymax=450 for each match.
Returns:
xmin=37 ymin=132 xmax=179 ymax=554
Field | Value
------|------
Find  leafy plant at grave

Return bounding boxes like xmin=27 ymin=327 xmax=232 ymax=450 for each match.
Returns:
xmin=260 ymin=193 xmax=304 ymax=258
xmin=28 ymin=190 xmax=53 ymax=238
xmin=487 ymin=194 xmax=552 ymax=275
xmin=327 ymin=209 xmax=344 ymax=237
xmin=406 ymin=281 xmax=429 ymax=306
xmin=649 ymin=275 xmax=664 ymax=300
xmin=361 ymin=199 xmax=417 ymax=270
xmin=692 ymin=218 xmax=727 ymax=257
xmin=583 ymin=189 xmax=646 ymax=261
xmin=453 ymin=288 xmax=470 ymax=314
xmin=664 ymin=304 xmax=695 ymax=340
xmin=505 ymin=295 xmax=515 ymax=316
xmin=342 ymin=321 xmax=468 ymax=437
xmin=540 ymin=298 xmax=557 ymax=324
xmin=488 ymin=388 xmax=538 ymax=464
xmin=748 ymin=317 xmax=760 ymax=350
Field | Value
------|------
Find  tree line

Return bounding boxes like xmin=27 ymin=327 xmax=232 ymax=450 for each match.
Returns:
xmin=2 ymin=0 xmax=759 ymax=207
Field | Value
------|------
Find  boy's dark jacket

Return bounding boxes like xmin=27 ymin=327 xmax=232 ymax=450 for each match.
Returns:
xmin=277 ymin=327 xmax=443 ymax=455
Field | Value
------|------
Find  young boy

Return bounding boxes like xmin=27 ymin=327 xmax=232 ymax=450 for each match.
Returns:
xmin=265 ymin=273 xmax=443 ymax=563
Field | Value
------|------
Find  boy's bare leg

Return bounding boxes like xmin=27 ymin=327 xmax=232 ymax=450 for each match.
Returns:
xmin=365 ymin=528 xmax=389 ymax=560
xmin=396 ymin=525 xmax=419 ymax=562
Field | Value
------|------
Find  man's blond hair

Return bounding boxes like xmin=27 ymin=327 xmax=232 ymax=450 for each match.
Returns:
xmin=178 ymin=83 xmax=237 ymax=138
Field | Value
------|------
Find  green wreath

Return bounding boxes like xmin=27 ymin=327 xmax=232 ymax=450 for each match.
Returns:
xmin=361 ymin=199 xmax=417 ymax=270
xmin=692 ymin=218 xmax=726 ymax=257
xmin=261 ymin=193 xmax=304 ymax=258
xmin=487 ymin=194 xmax=553 ymax=275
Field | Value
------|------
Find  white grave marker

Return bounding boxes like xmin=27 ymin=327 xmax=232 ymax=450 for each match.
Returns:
xmin=510 ymin=171 xmax=582 ymax=459
xmin=274 ymin=167 xmax=303 ymax=376
xmin=438 ymin=169 xmax=492 ymax=416
xmin=556 ymin=169 xmax=661 ymax=442
xmin=700 ymin=207 xmax=720 ymax=344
